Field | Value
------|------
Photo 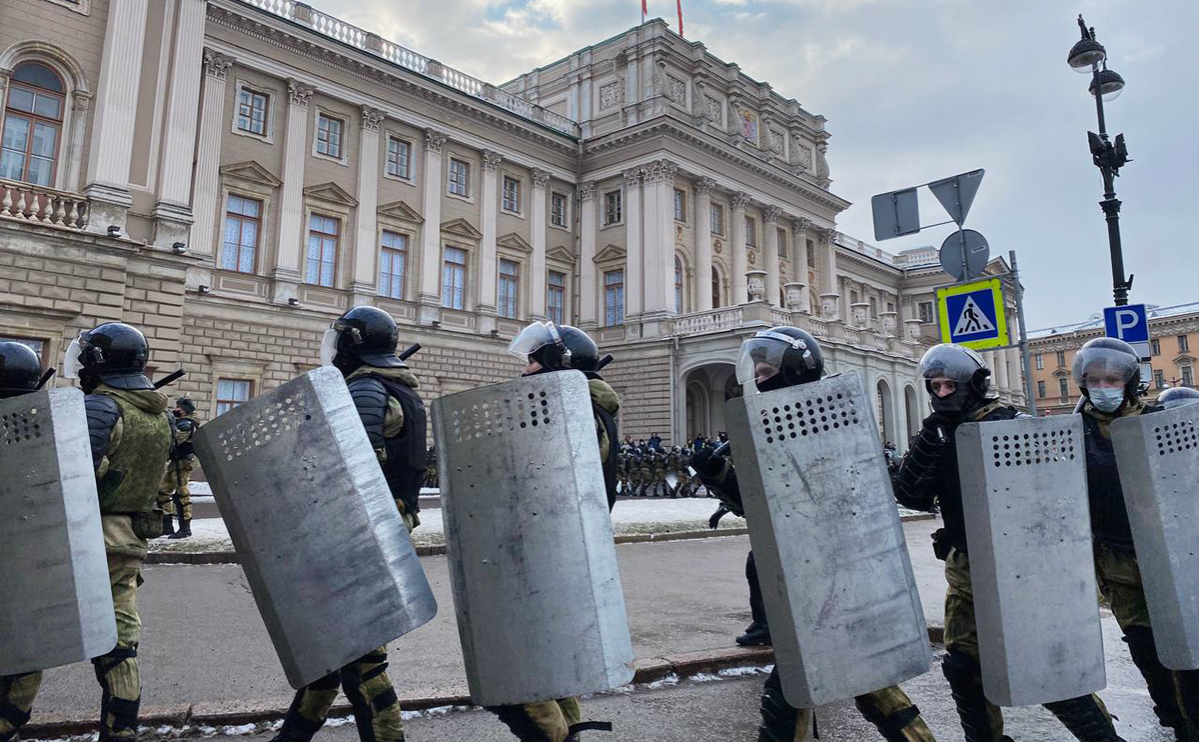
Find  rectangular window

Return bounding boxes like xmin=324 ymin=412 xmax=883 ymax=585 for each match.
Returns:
xmin=777 ymin=228 xmax=788 ymax=258
xmin=216 ymin=378 xmax=253 ymax=416
xmin=673 ymin=189 xmax=686 ymax=221
xmin=447 ymin=158 xmax=469 ymax=197
xmin=603 ymin=190 xmax=622 ymax=225
xmin=547 ymin=271 xmax=566 ymax=325
xmin=551 ymin=192 xmax=568 ymax=228
xmin=604 ymin=270 xmax=624 ymax=326
xmin=1151 ymin=338 xmax=1161 ymax=356
xmin=1180 ymin=334 xmax=1190 ymax=352
xmin=386 ymin=137 xmax=411 ymax=179
xmin=222 ymin=195 xmax=261 ymax=274
xmin=806 ymin=239 xmax=816 ymax=267
xmin=315 ymin=113 xmax=343 ymax=158
xmin=869 ymin=297 xmax=878 ymax=318
xmin=1037 ymin=380 xmax=1046 ymax=398
xmin=745 ymin=216 xmax=757 ymax=247
xmin=918 ymin=301 xmax=934 ymax=324
xmin=377 ymin=231 xmax=406 ymax=300
xmin=1056 ymin=350 xmax=1066 ymax=368
xmin=886 ymin=301 xmax=895 ymax=313
xmin=498 ymin=259 xmax=519 ymax=319
xmin=1154 ymin=369 xmax=1166 ymax=389
xmin=1035 ymin=353 xmax=1044 ymax=370
xmin=305 ymin=214 xmax=338 ymax=287
xmin=1184 ymin=366 xmax=1195 ymax=387
xmin=442 ymin=246 xmax=467 ymax=310
xmin=710 ymin=203 xmax=724 ymax=235
xmin=502 ymin=176 xmax=521 ymax=213
xmin=237 ymin=89 xmax=269 ymax=136
xmin=1059 ymin=377 xmax=1070 ymax=398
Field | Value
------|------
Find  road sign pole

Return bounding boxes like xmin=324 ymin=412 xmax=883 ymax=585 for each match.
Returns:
xmin=1009 ymin=250 xmax=1038 ymax=417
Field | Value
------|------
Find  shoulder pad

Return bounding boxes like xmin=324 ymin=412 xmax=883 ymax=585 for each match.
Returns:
xmin=346 ymin=375 xmax=388 ymax=448
xmin=84 ymin=394 xmax=121 ymax=471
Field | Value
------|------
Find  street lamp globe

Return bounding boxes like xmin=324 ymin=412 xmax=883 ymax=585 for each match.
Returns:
xmin=1089 ymin=68 xmax=1125 ymax=101
xmin=1068 ymin=37 xmax=1106 ymax=71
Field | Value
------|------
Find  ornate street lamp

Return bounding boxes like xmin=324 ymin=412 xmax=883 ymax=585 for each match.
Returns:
xmin=1068 ymin=15 xmax=1133 ymax=305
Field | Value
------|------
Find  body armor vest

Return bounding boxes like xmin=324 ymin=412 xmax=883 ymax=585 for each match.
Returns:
xmin=373 ymin=375 xmax=427 ymax=516
xmin=95 ymin=393 xmax=171 ymax=514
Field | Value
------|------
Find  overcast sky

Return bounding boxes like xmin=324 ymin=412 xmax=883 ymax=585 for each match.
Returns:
xmin=314 ymin=0 xmax=1194 ymax=330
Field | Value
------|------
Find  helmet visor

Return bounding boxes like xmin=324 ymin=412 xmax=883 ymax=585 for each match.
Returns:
xmin=736 ymin=336 xmax=789 ymax=394
xmin=61 ymin=337 xmax=83 ymax=379
xmin=318 ymin=329 xmax=339 ymax=367
xmin=507 ymin=321 xmax=566 ymax=363
xmin=918 ymin=344 xmax=983 ymax=383
xmin=1072 ymin=346 xmax=1139 ymax=389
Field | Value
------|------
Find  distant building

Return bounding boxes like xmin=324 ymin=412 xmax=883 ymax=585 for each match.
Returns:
xmin=1027 ymin=302 xmax=1199 ymax=414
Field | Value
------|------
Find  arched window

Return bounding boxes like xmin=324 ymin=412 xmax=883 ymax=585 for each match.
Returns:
xmin=1 ymin=62 xmax=65 ymax=186
xmin=675 ymin=255 xmax=684 ymax=313
xmin=711 ymin=265 xmax=722 ymax=309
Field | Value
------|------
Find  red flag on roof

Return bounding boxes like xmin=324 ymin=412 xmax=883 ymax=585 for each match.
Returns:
xmin=677 ymin=0 xmax=684 ymax=36
xmin=641 ymin=0 xmax=648 ymax=22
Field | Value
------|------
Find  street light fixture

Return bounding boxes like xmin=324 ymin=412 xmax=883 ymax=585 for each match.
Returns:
xmin=1069 ymin=15 xmax=1133 ymax=306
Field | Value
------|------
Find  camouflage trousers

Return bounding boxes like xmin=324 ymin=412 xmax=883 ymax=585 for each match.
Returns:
xmin=279 ymin=647 xmax=405 ymax=742
xmin=758 ymin=667 xmax=934 ymax=742
xmin=0 ymin=546 xmax=146 ymax=742
xmin=157 ymin=460 xmax=194 ymax=520
xmin=488 ymin=697 xmax=582 ymax=742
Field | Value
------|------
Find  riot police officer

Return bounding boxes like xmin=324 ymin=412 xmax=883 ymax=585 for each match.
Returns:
xmin=0 ymin=341 xmax=55 ymax=742
xmin=1074 ymin=338 xmax=1199 ymax=741
xmin=1156 ymin=385 xmax=1199 ymax=409
xmin=157 ymin=396 xmax=200 ymax=538
xmin=59 ymin=324 xmax=173 ymax=742
xmin=700 ymin=326 xmax=936 ymax=742
xmin=894 ymin=343 xmax=1125 ymax=742
xmin=499 ymin=320 xmax=622 ymax=742
xmin=271 ymin=306 xmax=426 ymax=742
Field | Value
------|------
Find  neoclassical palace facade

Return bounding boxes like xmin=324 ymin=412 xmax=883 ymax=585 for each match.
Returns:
xmin=0 ymin=0 xmax=1025 ymax=447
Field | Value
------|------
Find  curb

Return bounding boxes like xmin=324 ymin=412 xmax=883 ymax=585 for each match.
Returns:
xmin=145 ymin=514 xmax=935 ymax=565
xmin=22 ymin=626 xmax=946 ymax=739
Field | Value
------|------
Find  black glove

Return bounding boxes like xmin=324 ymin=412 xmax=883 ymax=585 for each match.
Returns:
xmin=923 ymin=410 xmax=959 ymax=432
xmin=709 ymin=505 xmax=729 ymax=530
xmin=690 ymin=446 xmax=724 ymax=478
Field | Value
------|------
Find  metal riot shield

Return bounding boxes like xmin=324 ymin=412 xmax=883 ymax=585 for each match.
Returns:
xmin=725 ymin=371 xmax=930 ymax=708
xmin=194 ymin=367 xmax=436 ymax=688
xmin=1111 ymin=405 xmax=1199 ymax=670
xmin=432 ymin=372 xmax=634 ymax=706
xmin=0 ymin=388 xmax=116 ymax=675
xmin=957 ymin=415 xmax=1105 ymax=704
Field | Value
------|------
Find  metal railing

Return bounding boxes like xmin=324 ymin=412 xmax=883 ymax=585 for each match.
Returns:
xmin=239 ymin=0 xmax=580 ymax=138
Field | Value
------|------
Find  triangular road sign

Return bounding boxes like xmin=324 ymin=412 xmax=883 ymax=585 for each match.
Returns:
xmin=929 ymin=169 xmax=984 ymax=226
xmin=953 ymin=295 xmax=995 ymax=336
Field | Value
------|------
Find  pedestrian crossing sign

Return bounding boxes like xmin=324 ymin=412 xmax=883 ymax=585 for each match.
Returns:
xmin=936 ymin=277 xmax=1009 ymax=350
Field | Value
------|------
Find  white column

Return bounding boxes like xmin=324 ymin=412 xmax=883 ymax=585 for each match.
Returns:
xmin=694 ymin=178 xmax=714 ymax=312
xmin=731 ymin=192 xmax=749 ymax=304
xmin=578 ymin=182 xmax=598 ymax=329
xmin=994 ymin=350 xmax=1010 ymax=393
xmin=821 ymin=229 xmax=840 ymax=320
xmin=763 ymin=206 xmax=782 ymax=307
xmin=640 ymin=159 xmax=677 ymax=319
xmin=273 ymin=80 xmax=314 ymax=295
xmin=529 ymin=169 xmax=550 ymax=320
xmin=153 ymin=0 xmax=208 ymax=240
xmin=352 ymin=107 xmax=385 ymax=297
xmin=1007 ymin=347 xmax=1023 ymax=403
xmin=793 ymin=217 xmax=811 ymax=313
xmin=84 ymin=0 xmax=150 ymax=228
xmin=418 ymin=129 xmax=447 ymax=321
xmin=478 ymin=151 xmax=501 ymax=320
xmin=189 ymin=50 xmax=233 ymax=260
xmin=623 ymin=168 xmax=644 ymax=319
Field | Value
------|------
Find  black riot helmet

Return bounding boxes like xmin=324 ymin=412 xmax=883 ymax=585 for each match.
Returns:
xmin=175 ymin=396 xmax=196 ymax=414
xmin=320 ymin=306 xmax=403 ymax=375
xmin=0 ymin=341 xmax=43 ymax=398
xmin=1157 ymin=386 xmax=1199 ymax=410
xmin=918 ymin=343 xmax=992 ymax=414
xmin=735 ymin=326 xmax=824 ymax=393
xmin=508 ymin=321 xmax=600 ymax=377
xmin=63 ymin=323 xmax=152 ymax=393
xmin=1072 ymin=337 xmax=1141 ymax=412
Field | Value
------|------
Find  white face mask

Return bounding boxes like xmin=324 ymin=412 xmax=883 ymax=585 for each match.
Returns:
xmin=1089 ymin=387 xmax=1125 ymax=413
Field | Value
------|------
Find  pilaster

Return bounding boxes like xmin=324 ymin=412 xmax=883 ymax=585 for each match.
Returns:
xmin=477 ymin=150 xmax=501 ymax=333
xmin=529 ymin=168 xmax=551 ymax=320
xmin=623 ymin=168 xmax=644 ymax=320
xmin=272 ymin=79 xmax=314 ymax=303
xmin=351 ymin=106 xmax=385 ymax=301
xmin=763 ymin=206 xmax=782 ymax=307
xmin=418 ymin=129 xmax=448 ymax=323
xmin=731 ymin=192 xmax=750 ymax=304
xmin=694 ymin=178 xmax=714 ymax=311
xmin=189 ymin=50 xmax=233 ymax=264
xmin=792 ymin=217 xmax=811 ymax=313
xmin=578 ymin=182 xmax=598 ymax=330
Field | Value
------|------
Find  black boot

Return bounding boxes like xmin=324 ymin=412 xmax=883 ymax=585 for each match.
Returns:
xmin=1044 ymin=695 xmax=1126 ymax=741
xmin=168 ymin=519 xmax=191 ymax=539
xmin=739 ymin=552 xmax=771 ymax=646
xmin=161 ymin=514 xmax=175 ymax=537
xmin=1176 ymin=669 xmax=1199 ymax=742
xmin=737 ymin=622 xmax=772 ymax=647
xmin=757 ymin=668 xmax=802 ymax=742
xmin=1123 ymin=626 xmax=1187 ymax=736
xmin=942 ymin=651 xmax=999 ymax=742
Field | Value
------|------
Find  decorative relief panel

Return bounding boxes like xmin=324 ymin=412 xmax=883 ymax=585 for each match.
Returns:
xmin=705 ymin=95 xmax=723 ymax=124
xmin=667 ymin=76 xmax=687 ymax=105
xmin=599 ymin=82 xmax=622 ymax=110
xmin=770 ymin=129 xmax=785 ymax=154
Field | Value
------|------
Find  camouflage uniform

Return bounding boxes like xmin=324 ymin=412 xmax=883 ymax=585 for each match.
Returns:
xmin=637 ymin=450 xmax=652 ymax=497
xmin=424 ymin=446 xmax=438 ymax=489
xmin=157 ymin=410 xmax=200 ymax=523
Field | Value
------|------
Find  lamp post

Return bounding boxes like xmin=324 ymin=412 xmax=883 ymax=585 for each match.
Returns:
xmin=1068 ymin=15 xmax=1133 ymax=306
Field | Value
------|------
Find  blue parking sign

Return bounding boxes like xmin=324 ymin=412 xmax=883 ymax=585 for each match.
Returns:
xmin=1103 ymin=304 xmax=1150 ymax=359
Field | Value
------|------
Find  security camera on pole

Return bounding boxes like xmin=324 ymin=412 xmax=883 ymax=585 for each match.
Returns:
xmin=871 ymin=170 xmax=1038 ymax=415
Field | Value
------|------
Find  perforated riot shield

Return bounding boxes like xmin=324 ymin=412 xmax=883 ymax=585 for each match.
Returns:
xmin=433 ymin=372 xmax=634 ymax=706
xmin=1111 ymin=405 xmax=1199 ymax=670
xmin=725 ymin=371 xmax=930 ymax=708
xmin=957 ymin=415 xmax=1105 ymax=704
xmin=0 ymin=388 xmax=115 ymax=675
xmin=194 ymin=366 xmax=436 ymax=689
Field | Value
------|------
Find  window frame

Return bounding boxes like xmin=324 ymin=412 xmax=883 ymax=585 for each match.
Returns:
xmin=1056 ymin=350 xmax=1066 ymax=368
xmin=673 ymin=188 xmax=686 ymax=222
xmin=777 ymin=227 xmax=788 ymax=258
xmin=313 ymin=110 xmax=346 ymax=162
xmin=441 ymin=245 xmax=468 ymax=310
xmin=918 ymin=301 xmax=934 ymax=324
xmin=1151 ymin=338 xmax=1161 ymax=356
xmin=215 ymin=377 xmax=254 ymax=417
xmin=497 ymin=258 xmax=521 ymax=319
xmin=221 ymin=194 xmax=263 ymax=275
xmin=1154 ymin=369 xmax=1166 ymax=389
xmin=675 ymin=255 xmax=684 ymax=313
xmin=550 ymin=191 xmax=570 ymax=229
xmin=1035 ymin=353 xmax=1044 ymax=370
xmin=710 ymin=203 xmax=725 ymax=236
xmin=1184 ymin=365 xmax=1195 ymax=387
xmin=234 ymin=82 xmax=272 ymax=140
xmin=546 ymin=270 xmax=567 ymax=325
xmin=384 ymin=134 xmax=413 ymax=182
xmin=745 ymin=215 xmax=757 ymax=248
xmin=602 ymin=189 xmax=622 ymax=227
xmin=377 ymin=229 xmax=408 ymax=300
xmin=1058 ymin=377 xmax=1070 ymax=398
xmin=1179 ymin=334 xmax=1190 ymax=353
xmin=1037 ymin=379 xmax=1046 ymax=398
xmin=304 ymin=212 xmax=340 ymax=287
xmin=603 ymin=269 xmax=625 ymax=327
xmin=447 ymin=157 xmax=471 ymax=199
xmin=1 ymin=62 xmax=66 ymax=187
xmin=501 ymin=174 xmax=523 ymax=215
